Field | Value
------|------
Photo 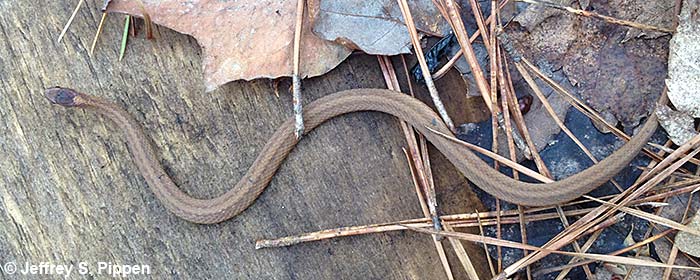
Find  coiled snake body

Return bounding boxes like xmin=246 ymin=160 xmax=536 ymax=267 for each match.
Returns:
xmin=45 ymin=87 xmax=658 ymax=224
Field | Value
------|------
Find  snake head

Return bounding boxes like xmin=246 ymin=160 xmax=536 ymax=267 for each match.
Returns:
xmin=44 ymin=87 xmax=85 ymax=107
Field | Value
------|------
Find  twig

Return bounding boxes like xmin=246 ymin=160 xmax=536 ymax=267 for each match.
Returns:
xmin=292 ymin=0 xmax=305 ymax=139
xmin=397 ymin=0 xmax=456 ymax=132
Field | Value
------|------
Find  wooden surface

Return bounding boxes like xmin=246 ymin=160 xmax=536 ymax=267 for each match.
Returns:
xmin=0 ymin=1 xmax=489 ymax=279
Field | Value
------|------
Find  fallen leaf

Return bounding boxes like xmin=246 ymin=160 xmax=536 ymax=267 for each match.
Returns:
xmin=616 ymin=0 xmax=675 ymax=42
xmin=513 ymin=0 xmax=574 ymax=32
xmin=108 ymin=0 xmax=352 ymax=92
xmin=308 ymin=0 xmax=448 ymax=55
xmin=510 ymin=0 xmax=669 ymax=129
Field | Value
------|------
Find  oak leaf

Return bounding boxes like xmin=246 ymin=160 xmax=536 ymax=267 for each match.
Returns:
xmin=108 ymin=0 xmax=352 ymax=92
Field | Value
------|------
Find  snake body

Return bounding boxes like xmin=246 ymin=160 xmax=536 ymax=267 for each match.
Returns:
xmin=45 ymin=87 xmax=658 ymax=224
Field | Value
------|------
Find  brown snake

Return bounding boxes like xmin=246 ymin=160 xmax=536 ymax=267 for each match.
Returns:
xmin=45 ymin=87 xmax=659 ymax=224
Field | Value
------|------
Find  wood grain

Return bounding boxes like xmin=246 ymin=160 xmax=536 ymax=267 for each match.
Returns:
xmin=0 ymin=1 xmax=487 ymax=279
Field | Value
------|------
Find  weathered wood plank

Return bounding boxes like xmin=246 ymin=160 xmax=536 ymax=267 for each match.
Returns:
xmin=0 ymin=1 xmax=488 ymax=279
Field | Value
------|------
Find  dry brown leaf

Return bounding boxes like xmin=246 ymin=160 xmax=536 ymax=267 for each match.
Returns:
xmin=510 ymin=0 xmax=669 ymax=129
xmin=108 ymin=0 xmax=351 ymax=91
xmin=616 ymin=0 xmax=675 ymax=42
xmin=308 ymin=0 xmax=448 ymax=55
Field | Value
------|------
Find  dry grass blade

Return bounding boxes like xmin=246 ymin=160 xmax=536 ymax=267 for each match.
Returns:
xmin=254 ymin=207 xmax=583 ymax=249
xmin=663 ymin=189 xmax=695 ymax=279
xmin=501 ymin=54 xmax=549 ymax=173
xmin=476 ymin=210 xmax=497 ymax=277
xmin=379 ymin=56 xmax=443 ymax=232
xmin=553 ymin=229 xmax=603 ymax=279
xmin=255 ymin=205 xmax=616 ymax=249
xmin=494 ymin=43 xmax=533 ymax=278
xmin=256 ymin=188 xmax=697 ymax=250
xmin=467 ymin=0 xmax=490 ymax=50
xmin=397 ymin=0 xmax=456 ymax=132
xmin=553 ymin=206 xmax=594 ymax=279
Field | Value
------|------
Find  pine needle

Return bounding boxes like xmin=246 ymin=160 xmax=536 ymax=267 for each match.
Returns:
xmin=397 ymin=0 xmax=456 ymax=132
xmin=119 ymin=15 xmax=130 ymax=61
xmin=57 ymin=0 xmax=86 ymax=43
xmin=89 ymin=12 xmax=108 ymax=57
xmin=405 ymin=225 xmax=700 ymax=273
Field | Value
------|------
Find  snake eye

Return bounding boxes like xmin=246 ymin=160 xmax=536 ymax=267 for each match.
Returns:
xmin=45 ymin=87 xmax=81 ymax=107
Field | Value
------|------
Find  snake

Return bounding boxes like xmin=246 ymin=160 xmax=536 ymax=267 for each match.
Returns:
xmin=44 ymin=87 xmax=659 ymax=224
